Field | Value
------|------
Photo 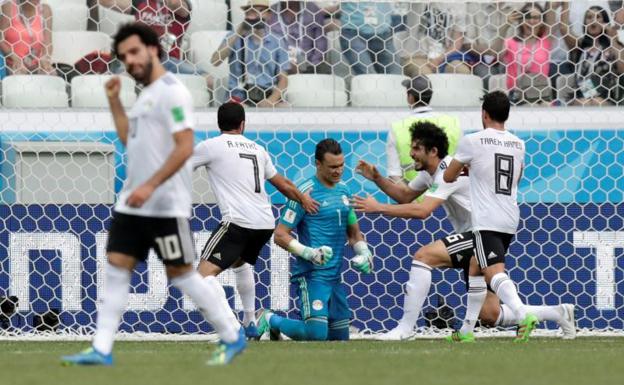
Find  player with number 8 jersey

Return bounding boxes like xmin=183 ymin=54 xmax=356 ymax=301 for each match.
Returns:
xmin=444 ymin=91 xmax=538 ymax=343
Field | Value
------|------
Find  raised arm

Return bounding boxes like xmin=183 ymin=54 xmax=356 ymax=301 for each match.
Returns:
xmin=105 ymin=77 xmax=130 ymax=145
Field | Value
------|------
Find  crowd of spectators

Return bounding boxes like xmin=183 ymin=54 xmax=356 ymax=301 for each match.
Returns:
xmin=1 ymin=0 xmax=624 ymax=107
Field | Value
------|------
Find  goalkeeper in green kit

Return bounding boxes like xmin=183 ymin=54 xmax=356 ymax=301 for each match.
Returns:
xmin=256 ymin=139 xmax=373 ymax=341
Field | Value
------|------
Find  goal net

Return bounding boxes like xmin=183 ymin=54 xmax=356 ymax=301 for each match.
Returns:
xmin=0 ymin=0 xmax=623 ymax=339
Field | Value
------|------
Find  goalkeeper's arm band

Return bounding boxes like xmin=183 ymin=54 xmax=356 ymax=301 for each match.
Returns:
xmin=288 ymin=239 xmax=308 ymax=257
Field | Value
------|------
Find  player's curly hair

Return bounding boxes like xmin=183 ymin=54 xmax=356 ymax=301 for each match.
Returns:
xmin=409 ymin=121 xmax=449 ymax=159
xmin=113 ymin=22 xmax=164 ymax=60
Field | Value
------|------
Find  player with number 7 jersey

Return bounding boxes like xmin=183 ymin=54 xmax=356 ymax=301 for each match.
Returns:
xmin=192 ymin=102 xmax=319 ymax=340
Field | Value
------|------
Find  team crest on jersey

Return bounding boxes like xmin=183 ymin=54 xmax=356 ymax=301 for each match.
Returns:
xmin=342 ymin=195 xmax=349 ymax=206
xmin=284 ymin=209 xmax=296 ymax=223
xmin=312 ymin=300 xmax=324 ymax=311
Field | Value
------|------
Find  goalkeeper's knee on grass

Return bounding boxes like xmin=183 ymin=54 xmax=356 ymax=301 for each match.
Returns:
xmin=304 ymin=318 xmax=328 ymax=341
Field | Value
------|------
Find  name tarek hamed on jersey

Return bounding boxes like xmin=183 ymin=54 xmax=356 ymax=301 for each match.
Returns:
xmin=227 ymin=140 xmax=258 ymax=151
xmin=479 ymin=137 xmax=523 ymax=149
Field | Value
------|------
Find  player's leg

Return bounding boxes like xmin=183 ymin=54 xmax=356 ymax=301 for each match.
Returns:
xmin=62 ymin=212 xmax=143 ymax=366
xmin=475 ymin=231 xmax=537 ymax=342
xmin=259 ymin=277 xmax=330 ymax=341
xmin=379 ymin=233 xmax=470 ymax=340
xmin=155 ymin=218 xmax=244 ymax=365
xmin=480 ymin=296 xmax=577 ymax=339
xmin=455 ymin=256 xmax=487 ymax=340
xmin=327 ymin=283 xmax=351 ymax=341
xmin=235 ymin=228 xmax=273 ymax=339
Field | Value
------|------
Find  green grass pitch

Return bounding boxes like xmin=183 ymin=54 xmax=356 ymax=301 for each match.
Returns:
xmin=2 ymin=338 xmax=623 ymax=385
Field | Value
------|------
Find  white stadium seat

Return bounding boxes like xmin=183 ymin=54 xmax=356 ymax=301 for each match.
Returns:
xmin=47 ymin=2 xmax=89 ymax=31
xmin=174 ymin=74 xmax=211 ymax=108
xmin=427 ymin=74 xmax=484 ymax=108
xmin=350 ymin=74 xmax=409 ymax=107
xmin=286 ymin=74 xmax=348 ymax=107
xmin=187 ymin=0 xmax=228 ymax=33
xmin=98 ymin=6 xmax=136 ymax=37
xmin=52 ymin=31 xmax=111 ymax=66
xmin=71 ymin=75 xmax=136 ymax=108
xmin=2 ymin=75 xmax=68 ymax=108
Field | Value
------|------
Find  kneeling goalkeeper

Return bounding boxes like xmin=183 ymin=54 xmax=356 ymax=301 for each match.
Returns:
xmin=256 ymin=139 xmax=373 ymax=341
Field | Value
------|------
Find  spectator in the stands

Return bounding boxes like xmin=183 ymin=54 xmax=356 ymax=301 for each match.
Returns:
xmin=496 ymin=2 xmax=555 ymax=104
xmin=221 ymin=0 xmax=290 ymax=107
xmin=400 ymin=2 xmax=478 ymax=77
xmin=0 ymin=0 xmax=55 ymax=75
xmin=98 ymin=0 xmax=212 ymax=85
xmin=267 ymin=1 xmax=331 ymax=74
xmin=561 ymin=3 xmax=624 ymax=105
xmin=339 ymin=2 xmax=401 ymax=75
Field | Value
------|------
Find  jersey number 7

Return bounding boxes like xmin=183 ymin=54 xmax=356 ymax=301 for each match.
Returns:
xmin=239 ymin=153 xmax=261 ymax=193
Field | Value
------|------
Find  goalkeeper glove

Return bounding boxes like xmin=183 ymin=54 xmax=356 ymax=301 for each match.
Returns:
xmin=288 ymin=239 xmax=333 ymax=266
xmin=351 ymin=241 xmax=373 ymax=274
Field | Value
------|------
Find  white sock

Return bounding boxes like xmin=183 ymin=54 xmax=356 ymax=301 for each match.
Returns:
xmin=490 ymin=272 xmax=527 ymax=320
xmin=459 ymin=276 xmax=487 ymax=334
xmin=524 ymin=305 xmax=563 ymax=324
xmin=233 ymin=263 xmax=256 ymax=326
xmin=495 ymin=304 xmax=517 ymax=327
xmin=92 ymin=263 xmax=131 ymax=355
xmin=172 ymin=272 xmax=239 ymax=343
xmin=396 ymin=260 xmax=432 ymax=331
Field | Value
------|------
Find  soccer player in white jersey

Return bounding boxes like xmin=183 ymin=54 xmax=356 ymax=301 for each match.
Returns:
xmin=62 ymin=23 xmax=246 ymax=367
xmin=354 ymin=122 xmax=575 ymax=341
xmin=192 ymin=102 xmax=318 ymax=340
xmin=444 ymin=91 xmax=538 ymax=342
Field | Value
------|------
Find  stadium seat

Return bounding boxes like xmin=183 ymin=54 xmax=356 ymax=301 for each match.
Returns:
xmin=187 ymin=0 xmax=228 ymax=33
xmin=427 ymin=74 xmax=484 ymax=107
xmin=98 ymin=6 xmax=136 ymax=37
xmin=71 ymin=75 xmax=136 ymax=108
xmin=488 ymin=74 xmax=507 ymax=93
xmin=286 ymin=74 xmax=348 ymax=107
xmin=350 ymin=74 xmax=409 ymax=107
xmin=46 ymin=1 xmax=89 ymax=31
xmin=2 ymin=75 xmax=68 ymax=108
xmin=174 ymin=74 xmax=211 ymax=108
xmin=52 ymin=31 xmax=112 ymax=66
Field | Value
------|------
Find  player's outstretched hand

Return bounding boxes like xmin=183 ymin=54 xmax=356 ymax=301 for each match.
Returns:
xmin=351 ymin=252 xmax=373 ymax=274
xmin=351 ymin=195 xmax=381 ymax=213
xmin=355 ymin=160 xmax=380 ymax=181
xmin=301 ymin=189 xmax=320 ymax=214
xmin=105 ymin=76 xmax=122 ymax=99
xmin=126 ymin=183 xmax=155 ymax=208
xmin=302 ymin=245 xmax=333 ymax=265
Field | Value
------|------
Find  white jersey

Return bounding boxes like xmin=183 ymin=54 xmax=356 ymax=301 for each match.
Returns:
xmin=453 ymin=128 xmax=525 ymax=234
xmin=408 ymin=155 xmax=472 ymax=233
xmin=115 ymin=72 xmax=194 ymax=218
xmin=193 ymin=134 xmax=278 ymax=230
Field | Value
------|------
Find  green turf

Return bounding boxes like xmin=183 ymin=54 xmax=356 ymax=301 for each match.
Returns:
xmin=1 ymin=338 xmax=623 ymax=385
